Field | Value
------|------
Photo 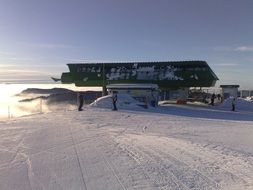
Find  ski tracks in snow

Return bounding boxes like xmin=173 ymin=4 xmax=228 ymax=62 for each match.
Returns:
xmin=54 ymin=110 xmax=253 ymax=189
xmin=113 ymin=133 xmax=253 ymax=190
xmin=1 ymin=108 xmax=253 ymax=190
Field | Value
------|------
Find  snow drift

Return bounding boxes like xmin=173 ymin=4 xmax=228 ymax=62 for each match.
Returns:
xmin=90 ymin=93 xmax=147 ymax=110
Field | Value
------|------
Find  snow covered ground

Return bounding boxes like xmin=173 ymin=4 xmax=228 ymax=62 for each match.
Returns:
xmin=1 ymin=102 xmax=253 ymax=189
xmin=90 ymin=93 xmax=147 ymax=110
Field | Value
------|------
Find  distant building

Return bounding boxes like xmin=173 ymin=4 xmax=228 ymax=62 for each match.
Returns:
xmin=220 ymin=85 xmax=240 ymax=99
xmin=241 ymin=90 xmax=251 ymax=98
xmin=240 ymin=90 xmax=253 ymax=98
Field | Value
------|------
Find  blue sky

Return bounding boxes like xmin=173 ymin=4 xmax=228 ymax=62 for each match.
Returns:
xmin=0 ymin=0 xmax=253 ymax=89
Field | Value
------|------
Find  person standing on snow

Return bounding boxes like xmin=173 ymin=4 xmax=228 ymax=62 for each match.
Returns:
xmin=112 ymin=92 xmax=118 ymax=111
xmin=78 ymin=93 xmax=84 ymax=111
xmin=232 ymin=98 xmax=236 ymax=111
xmin=210 ymin=93 xmax=215 ymax=106
xmin=217 ymin=94 xmax=221 ymax=102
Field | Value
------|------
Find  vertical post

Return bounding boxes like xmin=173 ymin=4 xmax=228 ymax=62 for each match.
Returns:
xmin=77 ymin=92 xmax=79 ymax=107
xmin=40 ymin=99 xmax=42 ymax=113
xmin=102 ymin=86 xmax=107 ymax=96
xmin=102 ymin=63 xmax=106 ymax=96
xmin=8 ymin=106 xmax=10 ymax=119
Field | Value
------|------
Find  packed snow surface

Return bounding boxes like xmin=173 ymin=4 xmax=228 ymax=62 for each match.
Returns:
xmin=1 ymin=103 xmax=253 ymax=190
xmin=218 ymin=97 xmax=253 ymax=112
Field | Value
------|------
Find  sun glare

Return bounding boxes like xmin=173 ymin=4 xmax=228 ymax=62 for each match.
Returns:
xmin=0 ymin=83 xmax=101 ymax=120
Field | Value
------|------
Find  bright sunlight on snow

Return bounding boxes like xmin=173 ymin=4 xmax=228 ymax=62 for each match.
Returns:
xmin=1 ymin=99 xmax=253 ymax=189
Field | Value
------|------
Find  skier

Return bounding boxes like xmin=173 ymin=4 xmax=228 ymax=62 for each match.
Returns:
xmin=112 ymin=92 xmax=118 ymax=111
xmin=217 ymin=94 xmax=221 ymax=102
xmin=210 ymin=93 xmax=215 ymax=106
xmin=232 ymin=98 xmax=236 ymax=111
xmin=78 ymin=93 xmax=84 ymax=111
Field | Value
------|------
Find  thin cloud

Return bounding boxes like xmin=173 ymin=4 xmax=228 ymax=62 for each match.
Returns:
xmin=0 ymin=51 xmax=14 ymax=55
xmin=234 ymin=46 xmax=253 ymax=52
xmin=214 ymin=46 xmax=253 ymax=52
xmin=0 ymin=64 xmax=16 ymax=68
xmin=0 ymin=57 xmax=33 ymax=61
xmin=0 ymin=69 xmax=47 ymax=76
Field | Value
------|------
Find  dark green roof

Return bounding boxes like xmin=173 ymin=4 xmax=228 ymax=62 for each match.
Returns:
xmin=220 ymin=85 xmax=239 ymax=88
xmin=61 ymin=61 xmax=218 ymax=88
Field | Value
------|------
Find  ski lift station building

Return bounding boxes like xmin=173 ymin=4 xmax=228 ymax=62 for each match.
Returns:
xmin=59 ymin=61 xmax=218 ymax=103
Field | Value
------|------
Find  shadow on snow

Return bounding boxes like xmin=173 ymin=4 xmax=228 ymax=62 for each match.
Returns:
xmin=123 ymin=104 xmax=253 ymax=122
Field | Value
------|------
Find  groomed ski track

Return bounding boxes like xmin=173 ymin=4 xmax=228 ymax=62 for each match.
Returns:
xmin=1 ymin=106 xmax=253 ymax=190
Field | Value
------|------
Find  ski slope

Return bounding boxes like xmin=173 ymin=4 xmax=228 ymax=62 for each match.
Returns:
xmin=0 ymin=104 xmax=253 ymax=190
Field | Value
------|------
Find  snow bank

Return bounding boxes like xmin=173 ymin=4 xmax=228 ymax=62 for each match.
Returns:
xmin=246 ymin=96 xmax=253 ymax=101
xmin=90 ymin=93 xmax=146 ymax=110
xmin=218 ymin=97 xmax=253 ymax=112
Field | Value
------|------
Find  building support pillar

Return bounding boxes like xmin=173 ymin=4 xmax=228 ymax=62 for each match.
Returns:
xmin=102 ymin=85 xmax=107 ymax=96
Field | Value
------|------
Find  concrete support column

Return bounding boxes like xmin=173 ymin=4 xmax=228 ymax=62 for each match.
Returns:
xmin=102 ymin=85 xmax=107 ymax=96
